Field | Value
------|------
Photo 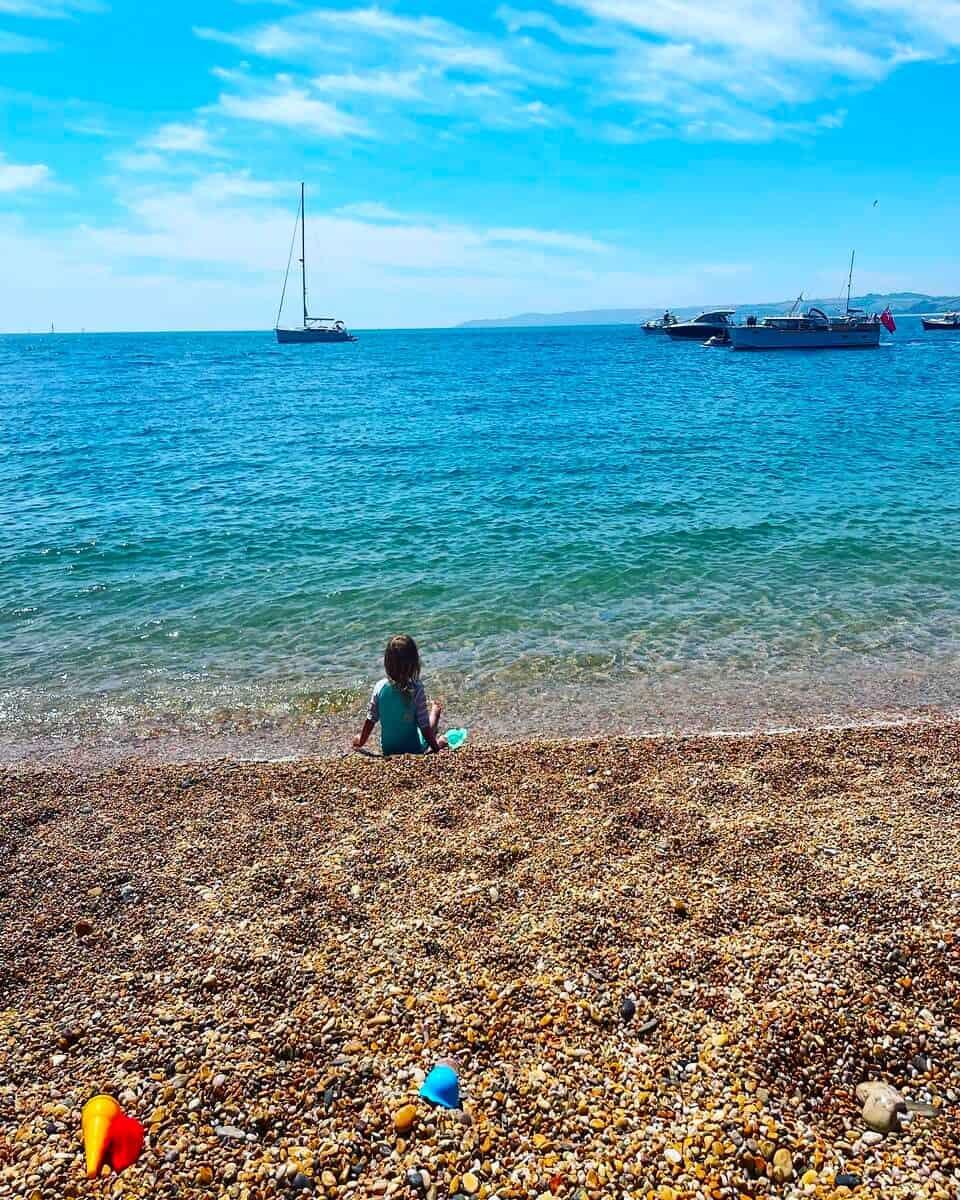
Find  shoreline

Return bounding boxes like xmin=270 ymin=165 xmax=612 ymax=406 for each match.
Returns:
xmin=4 ymin=720 xmax=959 ymax=1197
xmin=2 ymin=708 xmax=958 ymax=772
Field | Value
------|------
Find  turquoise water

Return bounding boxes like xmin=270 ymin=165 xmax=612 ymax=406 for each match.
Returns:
xmin=3 ymin=320 xmax=960 ymax=761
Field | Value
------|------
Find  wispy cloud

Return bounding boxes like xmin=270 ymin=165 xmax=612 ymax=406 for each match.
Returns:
xmin=420 ymin=42 xmax=524 ymax=76
xmin=487 ymin=226 xmax=610 ymax=253
xmin=334 ymin=202 xmax=611 ymax=253
xmin=112 ymin=151 xmax=169 ymax=174
xmin=172 ymin=3 xmax=960 ymax=148
xmin=490 ymin=0 xmax=960 ymax=140
xmin=217 ymin=79 xmax=373 ymax=138
xmin=193 ymin=6 xmax=461 ymax=62
xmin=312 ymin=68 xmax=425 ymax=99
xmin=189 ymin=1 xmax=944 ymax=147
xmin=143 ymin=122 xmax=223 ymax=156
xmin=0 ymin=0 xmax=101 ymax=55
xmin=78 ymin=171 xmax=614 ymax=281
xmin=193 ymin=6 xmax=556 ymax=146
xmin=335 ymin=201 xmax=406 ymax=221
xmin=0 ymin=153 xmax=51 ymax=192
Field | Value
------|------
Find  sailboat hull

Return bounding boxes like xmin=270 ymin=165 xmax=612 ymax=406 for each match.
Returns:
xmin=275 ymin=327 xmax=357 ymax=343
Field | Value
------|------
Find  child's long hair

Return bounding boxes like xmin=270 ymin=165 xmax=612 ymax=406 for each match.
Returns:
xmin=384 ymin=634 xmax=421 ymax=702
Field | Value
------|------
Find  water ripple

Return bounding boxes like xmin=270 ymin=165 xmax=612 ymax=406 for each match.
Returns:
xmin=1 ymin=321 xmax=959 ymax=753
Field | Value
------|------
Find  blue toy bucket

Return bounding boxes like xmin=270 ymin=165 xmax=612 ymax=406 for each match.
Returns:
xmin=419 ymin=1064 xmax=460 ymax=1109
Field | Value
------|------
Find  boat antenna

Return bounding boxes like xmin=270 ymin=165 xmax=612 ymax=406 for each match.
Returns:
xmin=275 ymin=189 xmax=301 ymax=330
xmin=300 ymin=181 xmax=308 ymax=327
xmin=845 ymin=249 xmax=855 ymax=315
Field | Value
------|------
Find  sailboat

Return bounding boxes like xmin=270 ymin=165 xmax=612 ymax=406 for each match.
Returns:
xmin=275 ymin=182 xmax=357 ymax=344
xmin=729 ymin=252 xmax=887 ymax=350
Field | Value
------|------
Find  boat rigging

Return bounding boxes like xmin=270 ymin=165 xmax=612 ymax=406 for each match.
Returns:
xmin=275 ymin=183 xmax=357 ymax=344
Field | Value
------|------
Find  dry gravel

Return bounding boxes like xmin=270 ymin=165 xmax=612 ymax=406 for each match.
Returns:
xmin=2 ymin=723 xmax=960 ymax=1199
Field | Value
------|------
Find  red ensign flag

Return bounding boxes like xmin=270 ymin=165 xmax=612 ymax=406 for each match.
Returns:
xmin=881 ymin=307 xmax=896 ymax=333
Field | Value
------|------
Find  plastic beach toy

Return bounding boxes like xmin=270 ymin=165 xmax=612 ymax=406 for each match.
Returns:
xmin=81 ymin=1094 xmax=144 ymax=1177
xmin=419 ymin=1062 xmax=460 ymax=1109
xmin=446 ymin=728 xmax=468 ymax=750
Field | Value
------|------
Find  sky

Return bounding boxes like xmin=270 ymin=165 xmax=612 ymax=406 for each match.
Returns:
xmin=1 ymin=1 xmax=959 ymax=331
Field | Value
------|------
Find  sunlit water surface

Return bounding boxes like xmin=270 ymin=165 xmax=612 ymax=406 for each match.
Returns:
xmin=3 ymin=320 xmax=959 ymax=762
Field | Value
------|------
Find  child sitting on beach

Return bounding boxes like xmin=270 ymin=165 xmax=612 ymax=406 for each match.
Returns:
xmin=353 ymin=634 xmax=449 ymax=756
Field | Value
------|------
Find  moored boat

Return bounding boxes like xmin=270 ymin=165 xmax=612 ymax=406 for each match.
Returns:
xmin=730 ymin=306 xmax=882 ymax=350
xmin=642 ymin=310 xmax=678 ymax=333
xmin=664 ymin=309 xmax=734 ymax=342
xmin=729 ymin=255 xmax=892 ymax=350
xmin=922 ymin=311 xmax=960 ymax=330
xmin=275 ymin=183 xmax=357 ymax=344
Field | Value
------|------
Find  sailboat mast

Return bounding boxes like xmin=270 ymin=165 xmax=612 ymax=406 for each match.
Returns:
xmin=300 ymin=182 xmax=308 ymax=327
xmin=846 ymin=250 xmax=855 ymax=315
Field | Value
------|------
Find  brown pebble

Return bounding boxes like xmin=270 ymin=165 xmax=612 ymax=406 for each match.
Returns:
xmin=393 ymin=1103 xmax=417 ymax=1134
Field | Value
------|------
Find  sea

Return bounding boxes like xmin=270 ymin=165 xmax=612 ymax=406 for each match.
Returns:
xmin=3 ymin=317 xmax=960 ymax=763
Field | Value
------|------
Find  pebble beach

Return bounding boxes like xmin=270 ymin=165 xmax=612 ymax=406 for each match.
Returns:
xmin=3 ymin=722 xmax=959 ymax=1200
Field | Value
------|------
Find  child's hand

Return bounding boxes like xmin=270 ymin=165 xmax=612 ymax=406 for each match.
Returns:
xmin=352 ymin=734 xmax=362 ymax=750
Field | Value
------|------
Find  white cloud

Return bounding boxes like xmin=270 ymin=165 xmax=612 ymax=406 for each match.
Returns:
xmin=312 ymin=68 xmax=425 ymax=99
xmin=0 ymin=153 xmax=50 ymax=192
xmin=112 ymin=150 xmax=169 ymax=173
xmin=188 ymin=1 xmax=949 ymax=147
xmin=194 ymin=7 xmax=459 ymax=60
xmin=420 ymin=42 xmax=523 ymax=76
xmin=5 ymin=170 xmax=958 ymax=332
xmin=487 ymin=226 xmax=610 ymax=253
xmin=83 ymin=176 xmax=614 ymax=273
xmin=334 ymin=201 xmax=407 ymax=221
xmin=335 ymin=203 xmax=611 ymax=252
xmin=217 ymin=81 xmax=373 ymax=137
xmin=144 ymin=122 xmax=222 ymax=155
xmin=0 ymin=171 xmax=623 ymax=329
xmin=494 ymin=1 xmax=960 ymax=140
xmin=201 ymin=6 xmax=458 ymax=49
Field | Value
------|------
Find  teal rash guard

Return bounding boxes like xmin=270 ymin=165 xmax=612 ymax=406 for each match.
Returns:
xmin=367 ymin=678 xmax=431 ymax=756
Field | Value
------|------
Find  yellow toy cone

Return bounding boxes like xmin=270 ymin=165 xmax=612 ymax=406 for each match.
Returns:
xmin=81 ymin=1095 xmax=143 ymax=1177
xmin=82 ymin=1095 xmax=121 ymax=1177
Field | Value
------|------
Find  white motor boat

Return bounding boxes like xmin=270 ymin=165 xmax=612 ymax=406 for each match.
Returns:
xmin=729 ymin=306 xmax=882 ymax=350
xmin=922 ymin=311 xmax=960 ymax=330
xmin=730 ymin=254 xmax=893 ymax=350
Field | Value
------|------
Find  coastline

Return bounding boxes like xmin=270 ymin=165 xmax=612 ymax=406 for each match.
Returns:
xmin=4 ymin=721 xmax=959 ymax=1197
xmin=2 ymin=677 xmax=958 ymax=770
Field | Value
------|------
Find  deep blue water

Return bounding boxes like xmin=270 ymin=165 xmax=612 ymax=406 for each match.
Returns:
xmin=3 ymin=319 xmax=960 ymax=760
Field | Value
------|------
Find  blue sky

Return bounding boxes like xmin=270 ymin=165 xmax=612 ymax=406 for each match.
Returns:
xmin=1 ymin=1 xmax=959 ymax=330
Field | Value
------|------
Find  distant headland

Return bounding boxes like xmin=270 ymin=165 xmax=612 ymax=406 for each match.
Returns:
xmin=459 ymin=292 xmax=960 ymax=329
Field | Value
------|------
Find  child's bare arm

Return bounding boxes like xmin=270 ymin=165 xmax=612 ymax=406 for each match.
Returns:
xmin=419 ymin=696 xmax=445 ymax=753
xmin=353 ymin=718 xmax=375 ymax=750
xmin=421 ymin=725 xmax=442 ymax=753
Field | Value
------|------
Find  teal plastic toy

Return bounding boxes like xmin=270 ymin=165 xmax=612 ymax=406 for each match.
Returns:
xmin=446 ymin=728 xmax=468 ymax=750
xmin=420 ymin=1063 xmax=460 ymax=1108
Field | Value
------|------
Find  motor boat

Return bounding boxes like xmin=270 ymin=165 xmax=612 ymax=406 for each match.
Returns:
xmin=729 ymin=253 xmax=890 ymax=350
xmin=642 ymin=310 xmax=678 ymax=333
xmin=729 ymin=306 xmax=882 ymax=350
xmin=922 ymin=311 xmax=960 ymax=330
xmin=664 ymin=309 xmax=735 ymax=342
